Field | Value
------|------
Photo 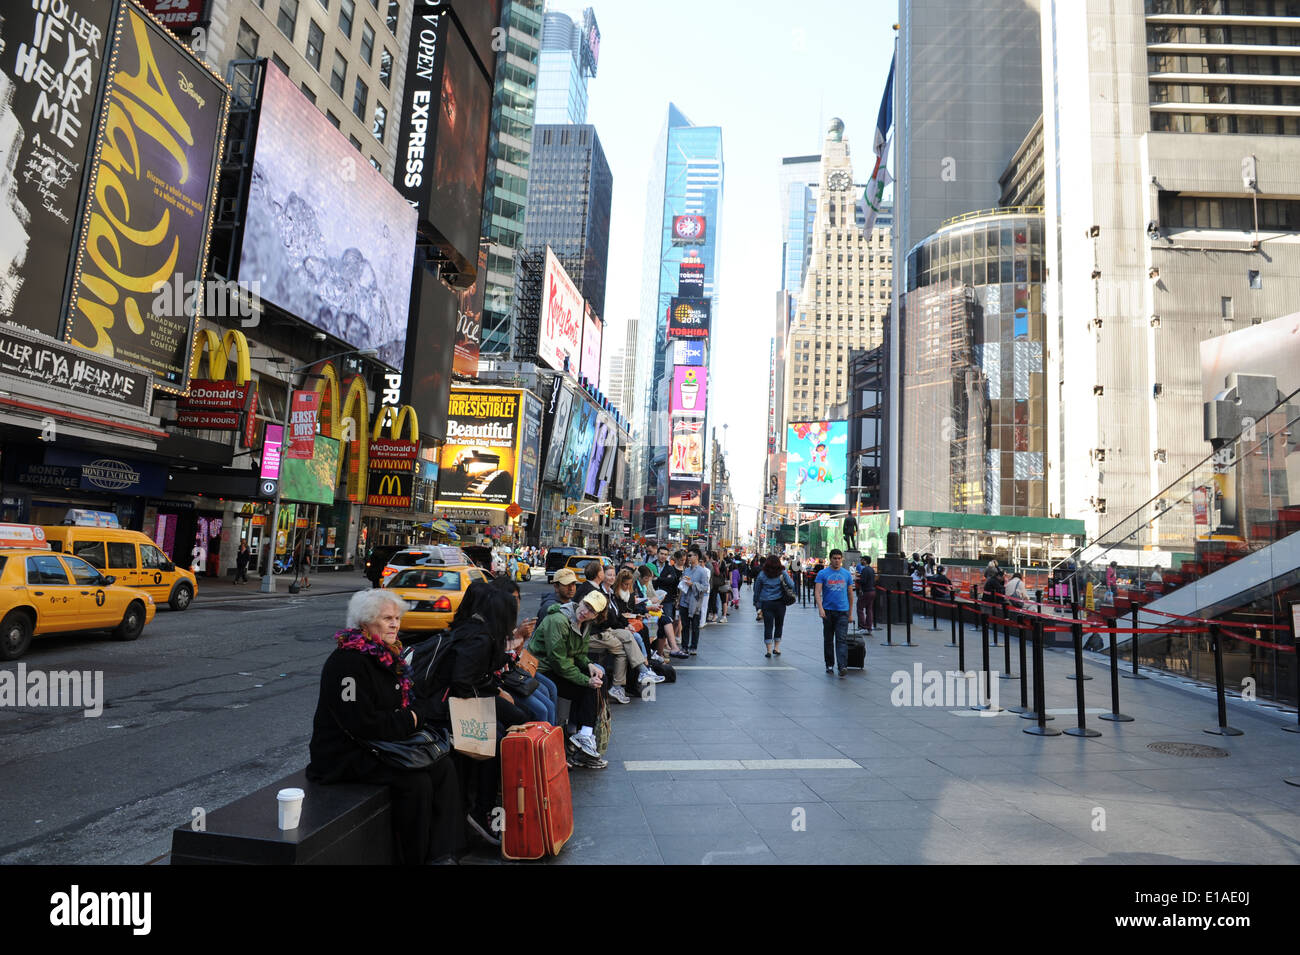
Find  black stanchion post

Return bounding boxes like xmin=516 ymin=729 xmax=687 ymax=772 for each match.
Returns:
xmin=1099 ymin=627 xmax=1134 ymax=723
xmin=1204 ymin=623 xmax=1243 ymax=737
xmin=1066 ymin=600 xmax=1092 ymax=681
xmin=1064 ymin=618 xmax=1101 ymax=737
xmin=972 ymin=604 xmax=1002 ymax=711
xmin=929 ymin=583 xmax=940 ymax=631
xmin=882 ymin=589 xmax=894 ymax=647
xmin=1001 ymin=600 xmax=1014 ymax=680
xmin=1035 ymin=588 xmax=1042 ymax=615
xmin=1007 ymin=613 xmax=1030 ymax=714
xmin=1024 ymin=616 xmax=1060 ymax=735
xmin=957 ymin=601 xmax=966 ymax=672
xmin=904 ymin=589 xmax=914 ymax=647
xmin=1123 ymin=603 xmax=1148 ymax=680
xmin=946 ymin=594 xmax=959 ymax=648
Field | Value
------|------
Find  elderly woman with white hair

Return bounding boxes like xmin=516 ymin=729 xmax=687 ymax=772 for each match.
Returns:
xmin=307 ymin=588 xmax=462 ymax=864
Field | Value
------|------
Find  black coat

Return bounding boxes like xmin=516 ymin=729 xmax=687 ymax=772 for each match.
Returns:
xmin=306 ymin=646 xmax=421 ymax=784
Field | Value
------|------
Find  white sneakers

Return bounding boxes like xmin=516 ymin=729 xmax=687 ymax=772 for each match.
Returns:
xmin=608 ymin=685 xmax=631 ymax=704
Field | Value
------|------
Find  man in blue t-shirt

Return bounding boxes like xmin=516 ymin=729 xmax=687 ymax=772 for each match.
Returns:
xmin=815 ymin=549 xmax=857 ymax=676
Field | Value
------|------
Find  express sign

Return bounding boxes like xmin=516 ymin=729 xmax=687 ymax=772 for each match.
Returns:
xmin=538 ymin=248 xmax=583 ymax=374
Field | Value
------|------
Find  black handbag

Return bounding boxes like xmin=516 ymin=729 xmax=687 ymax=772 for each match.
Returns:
xmin=365 ymin=727 xmax=453 ymax=770
xmin=499 ymin=665 xmax=539 ymax=698
xmin=779 ymin=575 xmax=797 ymax=606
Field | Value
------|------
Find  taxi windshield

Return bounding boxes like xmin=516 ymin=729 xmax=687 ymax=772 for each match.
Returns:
xmin=389 ymin=569 xmax=461 ymax=589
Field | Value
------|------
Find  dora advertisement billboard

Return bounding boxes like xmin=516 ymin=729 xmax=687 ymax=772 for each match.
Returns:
xmin=437 ymin=387 xmax=524 ymax=509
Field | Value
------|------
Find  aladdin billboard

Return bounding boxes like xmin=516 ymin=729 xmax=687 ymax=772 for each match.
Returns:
xmin=538 ymin=248 xmax=583 ymax=373
xmin=437 ymin=387 xmax=526 ymax=510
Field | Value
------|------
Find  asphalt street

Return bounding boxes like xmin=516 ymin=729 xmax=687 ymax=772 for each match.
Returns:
xmin=0 ymin=574 xmax=559 ymax=864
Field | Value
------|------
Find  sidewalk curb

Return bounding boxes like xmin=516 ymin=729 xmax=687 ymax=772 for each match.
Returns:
xmin=192 ymin=579 xmax=371 ymax=604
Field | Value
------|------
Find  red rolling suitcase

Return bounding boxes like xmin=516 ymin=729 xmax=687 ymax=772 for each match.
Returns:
xmin=500 ymin=722 xmax=574 ymax=859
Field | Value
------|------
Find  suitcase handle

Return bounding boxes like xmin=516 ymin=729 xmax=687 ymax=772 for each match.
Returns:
xmin=516 ymin=785 xmax=525 ymax=815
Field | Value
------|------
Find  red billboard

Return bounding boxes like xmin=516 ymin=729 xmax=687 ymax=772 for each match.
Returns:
xmin=287 ymin=390 xmax=319 ymax=459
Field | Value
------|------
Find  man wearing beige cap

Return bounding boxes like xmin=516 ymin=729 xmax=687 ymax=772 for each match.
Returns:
xmin=579 ymin=587 xmax=658 ymax=703
xmin=536 ymin=567 xmax=579 ymax=622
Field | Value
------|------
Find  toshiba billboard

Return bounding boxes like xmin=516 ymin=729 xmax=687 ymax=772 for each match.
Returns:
xmin=538 ymin=248 xmax=583 ymax=374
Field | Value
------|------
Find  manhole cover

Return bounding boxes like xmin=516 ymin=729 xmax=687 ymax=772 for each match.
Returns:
xmin=1148 ymin=741 xmax=1230 ymax=758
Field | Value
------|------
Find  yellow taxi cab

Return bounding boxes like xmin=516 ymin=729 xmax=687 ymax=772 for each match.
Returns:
xmin=378 ymin=545 xmax=470 ymax=588
xmin=563 ymin=554 xmax=613 ymax=578
xmin=42 ymin=518 xmax=198 ymax=611
xmin=0 ymin=525 xmax=157 ymax=660
xmin=511 ymin=552 xmax=532 ymax=582
xmin=383 ymin=563 xmax=491 ymax=634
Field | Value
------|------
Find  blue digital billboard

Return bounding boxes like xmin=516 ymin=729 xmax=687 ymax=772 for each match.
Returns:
xmin=785 ymin=420 xmax=849 ymax=508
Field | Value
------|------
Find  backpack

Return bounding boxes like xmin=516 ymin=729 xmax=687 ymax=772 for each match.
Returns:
xmin=405 ymin=630 xmax=457 ymax=699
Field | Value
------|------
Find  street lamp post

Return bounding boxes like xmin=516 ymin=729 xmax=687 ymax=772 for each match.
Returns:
xmin=261 ymin=347 xmax=376 ymax=593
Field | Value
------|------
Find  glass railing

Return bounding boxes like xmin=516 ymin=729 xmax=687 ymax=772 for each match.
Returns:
xmin=1045 ymin=383 xmax=1300 ymax=706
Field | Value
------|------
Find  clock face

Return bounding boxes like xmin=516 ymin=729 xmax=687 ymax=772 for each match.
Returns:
xmin=828 ymin=171 xmax=852 ymax=192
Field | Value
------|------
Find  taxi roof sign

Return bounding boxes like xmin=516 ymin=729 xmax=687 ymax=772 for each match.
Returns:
xmin=62 ymin=509 xmax=121 ymax=528
xmin=0 ymin=524 xmax=50 ymax=550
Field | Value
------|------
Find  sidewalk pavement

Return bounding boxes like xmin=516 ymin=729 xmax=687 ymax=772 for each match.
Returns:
xmin=555 ymin=599 xmax=1300 ymax=865
xmin=192 ymin=570 xmax=371 ymax=603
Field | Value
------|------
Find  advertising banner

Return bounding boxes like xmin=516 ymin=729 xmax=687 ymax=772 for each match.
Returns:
xmin=673 ymin=339 xmax=706 ymax=367
xmin=580 ymin=302 xmax=602 ymax=387
xmin=261 ymin=424 xmax=283 ymax=480
xmin=177 ymin=378 xmax=255 ymax=430
xmin=584 ymin=413 xmax=614 ymax=499
xmin=67 ymin=3 xmax=229 ymax=391
xmin=0 ymin=324 xmax=152 ymax=410
xmin=366 ymin=438 xmax=418 ymax=508
xmin=538 ymin=248 xmax=583 ymax=373
xmin=667 ymin=298 xmax=710 ymax=340
xmin=241 ymin=65 xmax=415 ymax=371
xmin=670 ymin=366 xmax=707 ymax=415
xmin=43 ymin=448 xmax=167 ymax=497
xmin=437 ymin=388 xmax=521 ymax=509
xmin=134 ymin=0 xmax=205 ymax=30
xmin=785 ymin=420 xmax=849 ymax=507
xmin=516 ymin=390 xmax=543 ymax=512
xmin=280 ymin=434 xmax=341 ymax=505
xmin=287 ymin=390 xmax=320 ymax=459
xmin=452 ymin=244 xmax=486 ymax=376
xmin=542 ymin=378 xmax=574 ymax=484
xmin=0 ymin=0 xmax=117 ymax=339
xmin=671 ymin=214 xmax=707 ymax=245
xmin=677 ymin=253 xmax=705 ymax=297
xmin=669 ymin=416 xmax=705 ymax=479
xmin=559 ymin=397 xmax=597 ymax=500
xmin=666 ymin=478 xmax=701 ymax=507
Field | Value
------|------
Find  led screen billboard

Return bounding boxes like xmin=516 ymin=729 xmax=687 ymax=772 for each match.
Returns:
xmin=240 ymin=65 xmax=416 ymax=370
xmin=677 ymin=252 xmax=705 ymax=297
xmin=669 ymin=416 xmax=705 ymax=479
xmin=0 ymin=0 xmax=116 ymax=339
xmin=785 ymin=420 xmax=849 ymax=507
xmin=538 ymin=248 xmax=582 ymax=373
xmin=584 ymin=412 xmax=614 ymax=499
xmin=580 ymin=302 xmax=602 ymax=387
xmin=280 ymin=435 xmax=341 ymax=505
xmin=453 ymin=243 xmax=486 ymax=376
xmin=673 ymin=339 xmax=706 ymax=367
xmin=670 ymin=366 xmax=707 ymax=415
xmin=542 ymin=378 xmax=574 ymax=484
xmin=671 ymin=214 xmax=707 ymax=245
xmin=437 ymin=388 xmax=522 ymax=509
xmin=559 ymin=397 xmax=597 ymax=500
xmin=516 ymin=390 xmax=543 ymax=512
xmin=66 ymin=4 xmax=229 ymax=391
xmin=667 ymin=298 xmax=710 ymax=340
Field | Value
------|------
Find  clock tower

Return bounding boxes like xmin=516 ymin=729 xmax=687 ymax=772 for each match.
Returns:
xmin=781 ymin=119 xmax=893 ymax=428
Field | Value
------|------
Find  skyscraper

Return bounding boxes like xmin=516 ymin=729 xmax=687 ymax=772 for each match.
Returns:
xmin=1041 ymin=0 xmax=1300 ymax=543
xmin=533 ymin=8 xmax=600 ymax=125
xmin=478 ymin=0 xmax=544 ymax=357
xmin=630 ymin=105 xmax=723 ymax=536
xmin=513 ymin=124 xmax=613 ymax=363
xmin=783 ymin=120 xmax=893 ymax=425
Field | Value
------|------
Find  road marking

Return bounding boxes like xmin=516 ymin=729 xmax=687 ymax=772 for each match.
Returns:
xmin=624 ymin=758 xmax=861 ymax=772
xmin=670 ymin=665 xmax=797 ymax=671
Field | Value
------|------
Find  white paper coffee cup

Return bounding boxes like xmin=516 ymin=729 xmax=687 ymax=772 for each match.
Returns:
xmin=277 ymin=787 xmax=304 ymax=830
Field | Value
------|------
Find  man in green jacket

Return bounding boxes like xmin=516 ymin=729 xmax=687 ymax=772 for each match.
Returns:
xmin=527 ymin=592 xmax=608 ymax=769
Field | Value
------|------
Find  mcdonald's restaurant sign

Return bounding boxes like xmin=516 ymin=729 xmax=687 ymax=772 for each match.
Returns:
xmin=177 ymin=329 xmax=256 ymax=437
xmin=366 ymin=406 xmax=419 ymax=508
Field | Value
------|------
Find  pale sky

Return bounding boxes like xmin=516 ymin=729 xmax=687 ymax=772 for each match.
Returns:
xmin=585 ymin=0 xmax=898 ymax=528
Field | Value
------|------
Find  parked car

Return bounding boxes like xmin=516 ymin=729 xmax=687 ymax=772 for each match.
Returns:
xmin=544 ymin=546 xmax=584 ymax=582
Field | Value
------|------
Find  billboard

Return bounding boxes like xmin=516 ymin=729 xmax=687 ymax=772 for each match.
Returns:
xmin=405 ymin=260 xmax=457 ymax=442
xmin=366 ymin=438 xmax=419 ymax=508
xmin=240 ymin=64 xmax=416 ymax=370
xmin=516 ymin=390 xmax=543 ymax=512
xmin=673 ymin=339 xmax=706 ymax=367
xmin=452 ymin=243 xmax=486 ymax=376
xmin=280 ymin=435 xmax=341 ymax=505
xmin=785 ymin=420 xmax=849 ymax=507
xmin=66 ymin=4 xmax=229 ymax=392
xmin=542 ymin=378 xmax=574 ymax=484
xmin=134 ymin=0 xmax=205 ymax=30
xmin=538 ymin=248 xmax=582 ymax=373
xmin=581 ymin=7 xmax=601 ymax=75
xmin=559 ymin=397 xmax=597 ymax=499
xmin=580 ymin=302 xmax=602 ymax=387
xmin=671 ymin=214 xmax=707 ymax=245
xmin=670 ymin=366 xmax=707 ymax=415
xmin=1199 ymin=310 xmax=1300 ymax=403
xmin=667 ymin=298 xmax=710 ymax=339
xmin=392 ymin=0 xmax=497 ymax=278
xmin=678 ymin=252 xmax=705 ymax=297
xmin=666 ymin=478 xmax=702 ymax=507
xmin=669 ymin=416 xmax=705 ymax=479
xmin=585 ymin=413 xmax=614 ymax=499
xmin=261 ymin=424 xmax=283 ymax=481
xmin=0 ymin=0 xmax=117 ymax=338
xmin=438 ymin=388 xmax=521 ymax=509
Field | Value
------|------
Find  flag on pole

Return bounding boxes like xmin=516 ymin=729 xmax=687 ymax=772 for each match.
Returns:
xmin=863 ymin=53 xmax=896 ymax=234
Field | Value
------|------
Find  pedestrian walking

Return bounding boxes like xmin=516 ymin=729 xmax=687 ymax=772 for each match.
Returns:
xmin=300 ymin=540 xmax=313 ymax=590
xmin=855 ymin=555 xmax=876 ymax=631
xmin=815 ymin=549 xmax=856 ymax=677
xmin=234 ymin=541 xmax=251 ymax=583
xmin=753 ymin=555 xmax=794 ymax=657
